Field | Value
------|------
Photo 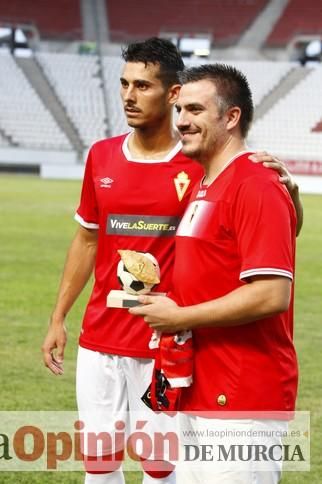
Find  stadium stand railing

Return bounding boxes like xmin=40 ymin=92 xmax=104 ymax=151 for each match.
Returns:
xmin=36 ymin=52 xmax=107 ymax=148
xmin=248 ymin=65 xmax=322 ymax=161
xmin=102 ymin=56 xmax=130 ymax=137
xmin=1 ymin=51 xmax=322 ymax=182
xmin=0 ymin=50 xmax=72 ymax=150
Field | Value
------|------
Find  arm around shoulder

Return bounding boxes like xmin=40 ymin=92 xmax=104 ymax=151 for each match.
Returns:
xmin=288 ymin=183 xmax=303 ymax=236
xmin=249 ymin=152 xmax=303 ymax=235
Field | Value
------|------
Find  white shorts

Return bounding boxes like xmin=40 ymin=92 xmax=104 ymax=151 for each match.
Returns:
xmin=177 ymin=416 xmax=287 ymax=484
xmin=76 ymin=346 xmax=177 ymax=460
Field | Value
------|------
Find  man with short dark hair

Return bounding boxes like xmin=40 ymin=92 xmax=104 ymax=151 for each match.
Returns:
xmin=42 ymin=39 xmax=302 ymax=484
xmin=131 ymin=63 xmax=298 ymax=484
xmin=42 ymin=37 xmax=201 ymax=484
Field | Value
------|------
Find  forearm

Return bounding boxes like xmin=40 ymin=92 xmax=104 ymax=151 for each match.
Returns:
xmin=177 ymin=277 xmax=291 ymax=331
xmin=51 ymin=226 xmax=98 ymax=323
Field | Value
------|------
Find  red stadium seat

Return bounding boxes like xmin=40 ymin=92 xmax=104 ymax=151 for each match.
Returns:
xmin=267 ymin=0 xmax=322 ymax=47
xmin=0 ymin=0 xmax=81 ymax=40
xmin=106 ymin=0 xmax=269 ymax=46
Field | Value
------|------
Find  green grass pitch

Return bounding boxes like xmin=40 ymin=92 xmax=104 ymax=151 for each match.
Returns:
xmin=0 ymin=174 xmax=321 ymax=483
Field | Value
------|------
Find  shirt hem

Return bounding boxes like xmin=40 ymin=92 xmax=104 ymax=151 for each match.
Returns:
xmin=79 ymin=339 xmax=157 ymax=359
xmin=74 ymin=212 xmax=99 ymax=229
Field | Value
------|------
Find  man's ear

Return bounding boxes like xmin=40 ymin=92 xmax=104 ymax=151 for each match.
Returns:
xmin=168 ymin=84 xmax=181 ymax=105
xmin=226 ymin=106 xmax=241 ymax=131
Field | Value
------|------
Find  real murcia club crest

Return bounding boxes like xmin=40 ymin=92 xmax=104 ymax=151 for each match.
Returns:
xmin=174 ymin=171 xmax=190 ymax=201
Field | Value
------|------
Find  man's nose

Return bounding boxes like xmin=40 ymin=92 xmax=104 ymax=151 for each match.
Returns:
xmin=123 ymin=86 xmax=136 ymax=103
xmin=176 ymin=110 xmax=189 ymax=129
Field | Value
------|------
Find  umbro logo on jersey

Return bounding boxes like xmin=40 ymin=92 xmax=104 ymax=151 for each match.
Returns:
xmin=100 ymin=177 xmax=114 ymax=188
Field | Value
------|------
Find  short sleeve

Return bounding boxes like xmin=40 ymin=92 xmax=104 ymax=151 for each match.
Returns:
xmin=74 ymin=149 xmax=99 ymax=229
xmin=233 ymin=176 xmax=296 ymax=281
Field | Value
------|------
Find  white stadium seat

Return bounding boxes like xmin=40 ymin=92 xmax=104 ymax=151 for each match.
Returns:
xmin=36 ymin=52 xmax=107 ymax=148
xmin=1 ymin=51 xmax=322 ymax=166
xmin=102 ymin=56 xmax=129 ymax=136
xmin=186 ymin=58 xmax=294 ymax=107
xmin=248 ymin=65 xmax=322 ymax=159
xmin=0 ymin=50 xmax=72 ymax=150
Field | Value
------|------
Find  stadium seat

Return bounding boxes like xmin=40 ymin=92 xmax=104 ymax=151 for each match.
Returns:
xmin=267 ymin=0 xmax=322 ymax=47
xmin=0 ymin=132 xmax=10 ymax=147
xmin=2 ymin=50 xmax=322 ymax=166
xmin=106 ymin=0 xmax=269 ymax=46
xmin=248 ymin=65 xmax=322 ymax=160
xmin=186 ymin=59 xmax=294 ymax=107
xmin=0 ymin=0 xmax=81 ymax=39
xmin=37 ymin=52 xmax=107 ymax=148
xmin=102 ymin=56 xmax=129 ymax=137
xmin=0 ymin=50 xmax=72 ymax=150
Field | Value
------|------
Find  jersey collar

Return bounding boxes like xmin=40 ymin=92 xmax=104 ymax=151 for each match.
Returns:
xmin=122 ymin=132 xmax=182 ymax=163
xmin=200 ymin=149 xmax=252 ymax=188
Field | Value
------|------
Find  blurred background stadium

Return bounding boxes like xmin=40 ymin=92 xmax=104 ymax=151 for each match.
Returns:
xmin=0 ymin=1 xmax=322 ymax=483
xmin=0 ymin=0 xmax=322 ymax=191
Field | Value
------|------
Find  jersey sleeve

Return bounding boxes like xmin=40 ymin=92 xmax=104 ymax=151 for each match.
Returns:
xmin=233 ymin=176 xmax=296 ymax=281
xmin=74 ymin=148 xmax=99 ymax=229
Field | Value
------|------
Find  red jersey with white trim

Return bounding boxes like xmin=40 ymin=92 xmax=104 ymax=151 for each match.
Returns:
xmin=170 ymin=152 xmax=298 ymax=412
xmin=75 ymin=133 xmax=203 ymax=357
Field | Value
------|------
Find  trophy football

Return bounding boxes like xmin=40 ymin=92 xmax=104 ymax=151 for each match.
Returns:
xmin=106 ymin=250 xmax=161 ymax=308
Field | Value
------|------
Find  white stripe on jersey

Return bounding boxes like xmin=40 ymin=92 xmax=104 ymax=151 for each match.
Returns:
xmin=74 ymin=212 xmax=99 ymax=229
xmin=240 ymin=268 xmax=293 ymax=281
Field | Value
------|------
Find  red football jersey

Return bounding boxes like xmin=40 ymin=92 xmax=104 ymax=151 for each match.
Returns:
xmin=170 ymin=152 xmax=298 ymax=412
xmin=75 ymin=133 xmax=203 ymax=357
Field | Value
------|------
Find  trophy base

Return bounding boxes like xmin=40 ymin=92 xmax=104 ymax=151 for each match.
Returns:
xmin=107 ymin=290 xmax=166 ymax=308
xmin=107 ymin=290 xmax=141 ymax=308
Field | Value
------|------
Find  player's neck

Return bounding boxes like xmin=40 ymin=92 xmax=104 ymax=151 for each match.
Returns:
xmin=129 ymin=125 xmax=180 ymax=160
xmin=203 ymin=137 xmax=247 ymax=185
